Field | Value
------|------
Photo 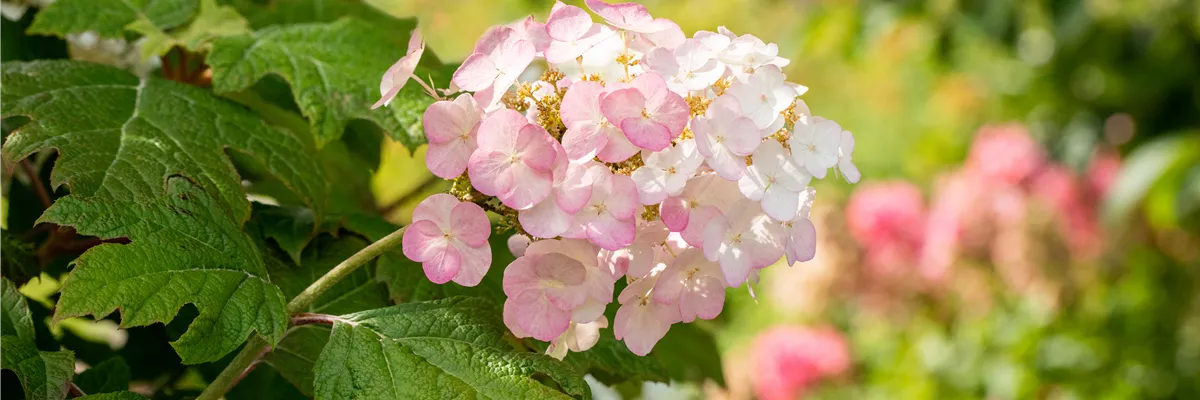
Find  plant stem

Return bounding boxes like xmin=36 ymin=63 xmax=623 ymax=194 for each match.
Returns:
xmin=196 ymin=336 xmax=269 ymax=400
xmin=20 ymin=159 xmax=51 ymax=209
xmin=197 ymin=226 xmax=408 ymax=400
xmin=286 ymin=226 xmax=407 ymax=313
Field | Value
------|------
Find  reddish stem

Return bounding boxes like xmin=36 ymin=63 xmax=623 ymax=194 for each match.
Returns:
xmin=20 ymin=159 xmax=51 ymax=209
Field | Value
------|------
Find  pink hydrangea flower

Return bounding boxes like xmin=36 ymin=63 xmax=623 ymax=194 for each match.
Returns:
xmin=782 ymin=187 xmax=817 ymax=266
xmin=544 ymin=1 xmax=616 ymax=64
xmin=788 ymin=116 xmax=841 ymax=179
xmin=614 ymin=270 xmax=680 ymax=356
xmin=547 ymin=316 xmax=608 ymax=360
xmin=659 ymin=174 xmax=742 ymax=247
xmin=563 ymin=166 xmax=639 ymax=250
xmin=653 ymin=248 xmax=726 ymax=322
xmin=642 ymin=38 xmax=725 ymax=92
xmin=693 ymin=95 xmax=760 ymax=180
xmin=739 ymin=140 xmax=811 ymax=221
xmin=509 ymin=15 xmax=551 ymax=56
xmin=372 ymin=29 xmax=425 ymax=110
xmin=423 ymin=94 xmax=481 ymax=179
xmin=600 ymin=72 xmax=689 ymax=151
xmin=453 ymin=27 xmax=535 ymax=106
xmin=518 ymin=161 xmax=594 ymax=238
xmin=631 ymin=139 xmax=703 ymax=205
xmin=752 ymin=326 xmax=851 ymax=400
xmin=585 ymin=0 xmax=681 ymax=36
xmin=727 ymin=65 xmax=792 ymax=132
xmin=503 ymin=251 xmax=588 ymax=341
xmin=846 ymin=181 xmax=927 ymax=272
xmin=601 ymin=220 xmax=670 ymax=278
xmin=837 ymin=130 xmax=860 ymax=183
xmin=965 ymin=124 xmax=1046 ymax=185
xmin=401 ymin=194 xmax=492 ymax=286
xmin=702 ymin=198 xmax=785 ymax=286
xmin=560 ymin=81 xmax=639 ymax=162
xmin=467 ymin=109 xmax=561 ymax=210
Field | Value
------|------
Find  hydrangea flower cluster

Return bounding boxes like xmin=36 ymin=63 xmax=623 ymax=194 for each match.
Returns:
xmin=385 ymin=0 xmax=859 ymax=357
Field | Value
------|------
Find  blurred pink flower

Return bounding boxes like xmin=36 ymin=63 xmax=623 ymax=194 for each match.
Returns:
xmin=1087 ymin=150 xmax=1122 ymax=198
xmin=752 ymin=326 xmax=850 ymax=400
xmin=845 ymin=181 xmax=926 ymax=274
xmin=1029 ymin=165 xmax=1101 ymax=257
xmin=965 ymin=124 xmax=1046 ymax=186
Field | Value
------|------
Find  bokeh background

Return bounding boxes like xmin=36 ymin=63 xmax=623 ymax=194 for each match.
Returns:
xmin=366 ymin=0 xmax=1200 ymax=398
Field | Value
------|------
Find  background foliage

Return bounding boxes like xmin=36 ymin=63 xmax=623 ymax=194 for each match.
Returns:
xmin=1 ymin=0 xmax=1197 ymax=399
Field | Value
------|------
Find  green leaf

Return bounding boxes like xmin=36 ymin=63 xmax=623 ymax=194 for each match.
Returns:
xmin=207 ymin=18 xmax=433 ymax=148
xmin=1102 ymin=132 xmax=1200 ymax=229
xmin=127 ymin=0 xmax=251 ymax=59
xmin=1 ymin=230 xmax=40 ymax=287
xmin=43 ymin=178 xmax=289 ymax=364
xmin=74 ymin=357 xmax=131 ymax=394
xmin=219 ymin=0 xmax=415 ymax=36
xmin=1 ymin=60 xmax=328 ymax=364
xmin=559 ymin=331 xmax=669 ymax=386
xmin=262 ymin=325 xmax=328 ymax=397
xmin=264 ymin=231 xmax=390 ymax=315
xmin=76 ymin=392 xmax=151 ymax=400
xmin=1 ymin=278 xmax=75 ymax=400
xmin=1 ymin=60 xmax=328 ymax=222
xmin=313 ymin=297 xmax=590 ymax=399
xmin=28 ymin=0 xmax=198 ymax=39
xmin=651 ymin=323 xmax=724 ymax=385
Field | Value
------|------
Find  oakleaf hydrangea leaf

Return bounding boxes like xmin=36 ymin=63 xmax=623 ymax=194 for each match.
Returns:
xmin=28 ymin=0 xmax=198 ymax=38
xmin=1 ymin=60 xmax=327 ymax=222
xmin=127 ymin=0 xmax=251 ymax=59
xmin=207 ymin=18 xmax=433 ymax=149
xmin=1 ymin=60 xmax=328 ymax=364
xmin=42 ymin=177 xmax=289 ymax=364
xmin=313 ymin=297 xmax=590 ymax=399
xmin=76 ymin=393 xmax=150 ymax=400
xmin=220 ymin=0 xmax=416 ymax=36
xmin=1 ymin=278 xmax=75 ymax=400
xmin=73 ymin=357 xmax=131 ymax=394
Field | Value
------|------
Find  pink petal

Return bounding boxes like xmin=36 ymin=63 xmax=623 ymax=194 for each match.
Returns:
xmin=422 ymin=100 xmax=468 ymax=144
xmin=620 ymin=117 xmax=672 ymax=151
xmin=519 ymin=195 xmax=574 ymax=239
xmin=586 ymin=214 xmax=635 ymax=251
xmin=451 ymin=241 xmax=492 ymax=287
xmin=371 ymin=30 xmax=425 ymax=110
xmin=450 ymin=202 xmax=491 ymax=247
xmin=505 ymin=291 xmax=571 ymax=341
xmin=563 ymin=124 xmax=607 ymax=162
xmin=584 ymin=0 xmax=655 ymax=33
xmin=451 ymin=53 xmax=498 ymax=92
xmin=632 ymin=166 xmax=669 ymax=205
xmin=659 ymin=196 xmax=690 ymax=231
xmin=595 ymin=126 xmax=640 ymax=162
xmin=517 ymin=124 xmax=559 ymax=172
xmin=425 ymin=139 xmax=473 ymax=179
xmin=494 ymin=35 xmax=536 ymax=78
xmin=785 ymin=218 xmax=817 ymax=265
xmin=651 ymin=265 xmax=685 ymax=303
xmin=401 ymin=220 xmax=448 ymax=263
xmin=422 ymin=245 xmax=462 ymax=284
xmin=411 ymin=193 xmax=459 ymax=226
xmin=500 ymin=163 xmax=554 ymax=210
xmin=546 ymin=2 xmax=592 ymax=41
xmin=639 ymin=19 xmax=685 ymax=48
xmin=761 ymin=188 xmax=800 ymax=222
xmin=572 ymin=299 xmax=607 ymax=324
xmin=503 ymin=256 xmax=540 ymax=298
xmin=723 ymin=117 xmax=761 ymax=156
xmin=605 ymin=174 xmax=640 ymax=219
xmin=467 ymin=150 xmax=517 ymax=200
xmin=599 ymin=88 xmax=646 ymax=129
xmin=560 ymin=81 xmax=605 ymax=128
xmin=555 ymin=163 xmax=594 ymax=213
xmin=476 ymin=110 xmax=527 ymax=152
xmin=681 ymin=275 xmax=725 ymax=321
